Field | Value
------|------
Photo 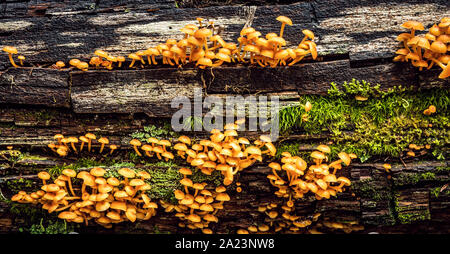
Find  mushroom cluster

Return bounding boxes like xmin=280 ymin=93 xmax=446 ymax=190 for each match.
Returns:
xmin=160 ymin=169 xmax=231 ymax=234
xmin=239 ymin=145 xmax=354 ymax=233
xmin=11 ymin=167 xmax=157 ymax=228
xmin=405 ymin=143 xmax=431 ymax=158
xmin=394 ymin=18 xmax=450 ymax=79
xmin=3 ymin=16 xmax=316 ymax=70
xmin=48 ymin=133 xmax=117 ymax=157
xmin=268 ymin=145 xmax=354 ymax=202
xmin=131 ymin=120 xmax=277 ymax=186
xmin=129 ymin=138 xmax=174 ymax=161
xmin=2 ymin=46 xmax=26 ymax=67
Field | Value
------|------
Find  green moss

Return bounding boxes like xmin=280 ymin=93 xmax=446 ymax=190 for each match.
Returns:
xmin=277 ymin=80 xmax=450 ymax=162
xmin=397 ymin=210 xmax=431 ymax=224
xmin=393 ymin=172 xmax=441 ymax=186
xmin=6 ymin=178 xmax=34 ymax=193
xmin=351 ymin=179 xmax=392 ymax=201
xmin=27 ymin=218 xmax=77 ymax=234
xmin=131 ymin=122 xmax=178 ymax=142
xmin=145 ymin=161 xmax=183 ymax=202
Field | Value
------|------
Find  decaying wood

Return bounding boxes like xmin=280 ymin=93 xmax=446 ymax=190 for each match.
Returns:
xmin=0 ymin=0 xmax=449 ymax=234
xmin=0 ymin=158 xmax=448 ymax=233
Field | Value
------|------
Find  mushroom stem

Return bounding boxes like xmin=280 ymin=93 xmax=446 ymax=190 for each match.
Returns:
xmin=80 ymin=141 xmax=85 ymax=152
xmin=129 ymin=59 xmax=136 ymax=68
xmin=99 ymin=144 xmax=105 ymax=154
xmin=133 ymin=145 xmax=142 ymax=156
xmin=88 ymin=139 xmax=92 ymax=152
xmin=8 ymin=54 xmax=18 ymax=68
xmin=55 ymin=203 xmax=75 ymax=212
xmin=70 ymin=142 xmax=78 ymax=153
xmin=67 ymin=178 xmax=76 ymax=197
xmin=279 ymin=24 xmax=286 ymax=38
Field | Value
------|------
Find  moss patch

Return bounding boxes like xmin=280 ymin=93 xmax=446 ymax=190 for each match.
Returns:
xmin=277 ymin=79 xmax=450 ymax=162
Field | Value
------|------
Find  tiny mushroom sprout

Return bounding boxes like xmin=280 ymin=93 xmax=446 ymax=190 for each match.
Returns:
xmin=55 ymin=61 xmax=65 ymax=69
xmin=85 ymin=133 xmax=97 ymax=152
xmin=18 ymin=55 xmax=25 ymax=66
xmin=130 ymin=139 xmax=142 ymax=156
xmin=3 ymin=46 xmax=19 ymax=67
xmin=276 ymin=16 xmax=293 ymax=38
xmin=98 ymin=137 xmax=109 ymax=153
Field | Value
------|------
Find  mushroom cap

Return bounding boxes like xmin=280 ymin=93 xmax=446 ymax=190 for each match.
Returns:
xmin=323 ymin=174 xmax=337 ymax=183
xmin=401 ymin=21 xmax=424 ymax=30
xmin=106 ymin=211 xmax=121 ymax=221
xmin=118 ymin=168 xmax=136 ymax=178
xmin=311 ymin=151 xmax=326 ymax=160
xmin=430 ymin=41 xmax=447 ymax=54
xmin=179 ymin=168 xmax=193 ymax=175
xmin=58 ymin=211 xmax=77 ymax=220
xmin=268 ymin=36 xmax=286 ymax=47
xmin=197 ymin=57 xmax=212 ymax=67
xmin=316 ymin=144 xmax=331 ymax=154
xmin=18 ymin=55 xmax=25 ymax=60
xmin=178 ymin=135 xmax=191 ymax=145
xmin=162 ymin=151 xmax=174 ymax=159
xmin=338 ymin=152 xmax=351 ymax=166
xmin=337 ymin=176 xmax=351 ymax=186
xmin=90 ymin=167 xmax=106 ymax=177
xmin=277 ymin=16 xmax=293 ymax=26
xmin=94 ymin=50 xmax=108 ymax=58
xmin=98 ymin=184 xmax=113 ymax=193
xmin=3 ymin=46 xmax=18 ymax=54
xmin=245 ymin=146 xmax=262 ymax=155
xmin=302 ymin=29 xmax=315 ymax=39
xmin=129 ymin=179 xmax=145 ymax=187
xmin=215 ymin=192 xmax=230 ymax=201
xmin=107 ymin=177 xmax=120 ymax=186
xmin=275 ymin=49 xmax=289 ymax=60
xmin=240 ymin=27 xmax=256 ymax=36
xmin=79 ymin=136 xmax=89 ymax=143
xmin=85 ymin=133 xmax=96 ymax=140
xmin=194 ymin=28 xmax=212 ymax=38
xmin=215 ymin=52 xmax=231 ymax=63
xmin=98 ymin=137 xmax=109 ymax=144
xmin=110 ymin=201 xmax=127 ymax=211
xmin=438 ymin=64 xmax=450 ymax=79
xmin=128 ymin=53 xmax=141 ymax=60
xmin=67 ymin=137 xmax=78 ymax=143
xmin=243 ymin=44 xmax=261 ymax=54
xmin=62 ymin=169 xmax=76 ymax=178
xmin=130 ymin=139 xmax=142 ymax=147
xmin=306 ymin=41 xmax=318 ymax=59
xmin=417 ymin=37 xmax=431 ymax=50
xmin=158 ymin=140 xmax=171 ymax=147
xmin=38 ymin=171 xmax=51 ymax=180
xmin=180 ymin=178 xmax=193 ymax=187
xmin=141 ymin=144 xmax=153 ymax=152
xmin=77 ymin=62 xmax=89 ymax=70
xmin=137 ymin=171 xmax=151 ymax=179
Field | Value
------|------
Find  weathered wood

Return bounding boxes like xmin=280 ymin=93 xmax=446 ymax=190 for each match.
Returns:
xmin=0 ymin=160 xmax=448 ymax=233
xmin=1 ymin=0 xmax=448 ymax=69
xmin=0 ymin=59 xmax=447 ymax=110
xmin=70 ymin=68 xmax=201 ymax=114
xmin=0 ymin=68 xmax=70 ymax=107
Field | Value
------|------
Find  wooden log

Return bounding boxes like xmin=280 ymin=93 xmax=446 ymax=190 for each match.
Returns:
xmin=1 ymin=0 xmax=448 ymax=68
xmin=0 ymin=68 xmax=70 ymax=107
xmin=0 ymin=160 xmax=448 ymax=233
